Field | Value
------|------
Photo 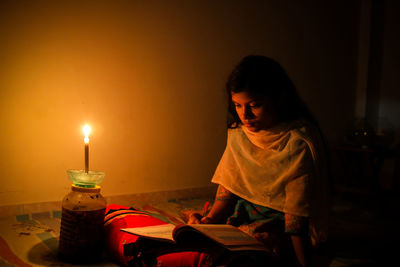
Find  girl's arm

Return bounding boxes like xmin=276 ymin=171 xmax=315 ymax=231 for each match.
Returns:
xmin=285 ymin=213 xmax=312 ymax=267
xmin=187 ymin=185 xmax=237 ymax=224
xmin=290 ymin=234 xmax=311 ymax=267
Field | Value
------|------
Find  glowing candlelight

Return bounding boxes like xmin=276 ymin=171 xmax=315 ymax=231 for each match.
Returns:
xmin=83 ymin=124 xmax=91 ymax=173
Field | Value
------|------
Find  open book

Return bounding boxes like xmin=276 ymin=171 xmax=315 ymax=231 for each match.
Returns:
xmin=121 ymin=223 xmax=269 ymax=252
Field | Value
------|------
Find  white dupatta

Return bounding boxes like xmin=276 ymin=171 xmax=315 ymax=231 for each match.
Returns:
xmin=212 ymin=119 xmax=329 ymax=246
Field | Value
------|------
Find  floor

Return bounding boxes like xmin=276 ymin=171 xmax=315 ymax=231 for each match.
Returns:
xmin=325 ymin=188 xmax=399 ymax=267
xmin=0 ymin=186 xmax=398 ymax=266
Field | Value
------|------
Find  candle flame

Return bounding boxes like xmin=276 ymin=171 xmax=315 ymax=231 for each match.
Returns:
xmin=83 ymin=124 xmax=91 ymax=144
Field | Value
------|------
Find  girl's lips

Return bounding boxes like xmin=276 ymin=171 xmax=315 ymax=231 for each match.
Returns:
xmin=244 ymin=123 xmax=256 ymax=128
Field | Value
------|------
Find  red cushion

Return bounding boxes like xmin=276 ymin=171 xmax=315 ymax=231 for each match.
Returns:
xmin=104 ymin=204 xmax=167 ymax=266
xmin=104 ymin=204 xmax=213 ymax=267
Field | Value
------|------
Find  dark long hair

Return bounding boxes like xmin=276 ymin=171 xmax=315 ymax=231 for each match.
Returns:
xmin=226 ymin=55 xmax=318 ymax=129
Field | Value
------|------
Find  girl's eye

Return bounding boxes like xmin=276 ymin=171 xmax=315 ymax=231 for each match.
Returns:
xmin=249 ymin=103 xmax=261 ymax=108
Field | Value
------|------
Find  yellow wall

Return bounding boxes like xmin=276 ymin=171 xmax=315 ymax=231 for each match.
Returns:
xmin=0 ymin=0 xmax=360 ymax=206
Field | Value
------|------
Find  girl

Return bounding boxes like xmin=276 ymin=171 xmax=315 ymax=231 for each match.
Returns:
xmin=189 ymin=55 xmax=330 ymax=267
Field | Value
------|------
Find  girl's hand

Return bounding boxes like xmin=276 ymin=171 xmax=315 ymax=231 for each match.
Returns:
xmin=188 ymin=201 xmax=214 ymax=224
xmin=187 ymin=213 xmax=217 ymax=224
xmin=187 ymin=212 xmax=202 ymax=224
xmin=200 ymin=216 xmax=216 ymax=224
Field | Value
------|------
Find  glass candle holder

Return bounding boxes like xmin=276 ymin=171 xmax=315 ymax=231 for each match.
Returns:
xmin=67 ymin=169 xmax=105 ymax=188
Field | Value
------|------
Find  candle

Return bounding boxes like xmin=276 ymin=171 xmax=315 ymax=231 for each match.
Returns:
xmin=83 ymin=124 xmax=91 ymax=173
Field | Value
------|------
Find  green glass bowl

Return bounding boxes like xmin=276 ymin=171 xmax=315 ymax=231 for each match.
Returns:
xmin=67 ymin=169 xmax=105 ymax=188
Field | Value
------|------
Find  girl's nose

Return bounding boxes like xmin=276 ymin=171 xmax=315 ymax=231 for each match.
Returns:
xmin=244 ymin=106 xmax=253 ymax=119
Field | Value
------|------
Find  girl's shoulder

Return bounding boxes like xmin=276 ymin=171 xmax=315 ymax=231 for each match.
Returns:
xmin=286 ymin=119 xmax=319 ymax=151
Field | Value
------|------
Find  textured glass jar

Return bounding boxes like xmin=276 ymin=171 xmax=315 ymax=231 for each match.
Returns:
xmin=58 ymin=185 xmax=106 ymax=263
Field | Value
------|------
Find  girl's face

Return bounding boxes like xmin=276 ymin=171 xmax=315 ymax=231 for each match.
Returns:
xmin=231 ymin=91 xmax=279 ymax=132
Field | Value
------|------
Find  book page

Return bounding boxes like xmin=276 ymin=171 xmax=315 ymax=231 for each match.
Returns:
xmin=179 ymin=224 xmax=264 ymax=246
xmin=122 ymin=223 xmax=269 ymax=253
xmin=121 ymin=224 xmax=176 ymax=242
